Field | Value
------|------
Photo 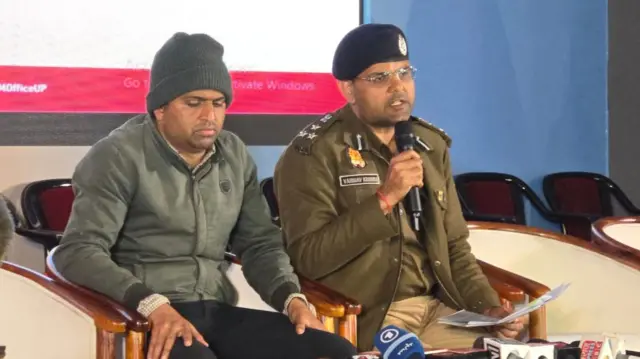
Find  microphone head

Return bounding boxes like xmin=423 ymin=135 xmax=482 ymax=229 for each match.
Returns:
xmin=394 ymin=120 xmax=415 ymax=152
xmin=374 ymin=325 xmax=425 ymax=359
xmin=473 ymin=337 xmax=488 ymax=349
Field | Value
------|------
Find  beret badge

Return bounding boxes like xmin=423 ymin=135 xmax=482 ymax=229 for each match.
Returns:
xmin=398 ymin=34 xmax=407 ymax=56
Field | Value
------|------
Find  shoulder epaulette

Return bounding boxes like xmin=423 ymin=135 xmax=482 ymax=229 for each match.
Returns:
xmin=292 ymin=113 xmax=339 ymax=155
xmin=413 ymin=117 xmax=452 ymax=147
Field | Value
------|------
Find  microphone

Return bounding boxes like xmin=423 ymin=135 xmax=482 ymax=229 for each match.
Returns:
xmin=580 ymin=334 xmax=627 ymax=359
xmin=0 ymin=196 xmax=14 ymax=259
xmin=394 ymin=121 xmax=422 ymax=231
xmin=427 ymin=347 xmax=490 ymax=359
xmin=480 ymin=337 xmax=529 ymax=359
xmin=523 ymin=343 xmax=555 ymax=359
xmin=526 ymin=339 xmax=581 ymax=359
xmin=374 ymin=325 xmax=425 ymax=359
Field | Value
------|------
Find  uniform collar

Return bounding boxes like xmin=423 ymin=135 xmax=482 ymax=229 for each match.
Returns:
xmin=341 ymin=104 xmax=384 ymax=153
xmin=340 ymin=104 xmax=433 ymax=154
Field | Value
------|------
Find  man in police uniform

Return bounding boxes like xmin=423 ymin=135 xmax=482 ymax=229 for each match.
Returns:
xmin=273 ymin=24 xmax=524 ymax=352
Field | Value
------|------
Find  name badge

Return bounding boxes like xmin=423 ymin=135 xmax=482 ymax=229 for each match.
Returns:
xmin=339 ymin=174 xmax=381 ymax=187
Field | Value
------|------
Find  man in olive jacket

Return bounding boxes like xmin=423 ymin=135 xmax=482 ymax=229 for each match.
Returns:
xmin=54 ymin=32 xmax=356 ymax=359
xmin=274 ymin=24 xmax=524 ymax=352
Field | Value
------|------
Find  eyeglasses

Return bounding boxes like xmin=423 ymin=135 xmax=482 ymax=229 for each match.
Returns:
xmin=356 ymin=66 xmax=417 ymax=85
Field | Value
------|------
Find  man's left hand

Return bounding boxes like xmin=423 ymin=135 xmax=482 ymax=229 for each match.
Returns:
xmin=483 ymin=299 xmax=525 ymax=339
xmin=287 ymin=298 xmax=328 ymax=334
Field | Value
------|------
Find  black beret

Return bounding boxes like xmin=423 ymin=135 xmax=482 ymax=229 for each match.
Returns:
xmin=332 ymin=23 xmax=409 ymax=81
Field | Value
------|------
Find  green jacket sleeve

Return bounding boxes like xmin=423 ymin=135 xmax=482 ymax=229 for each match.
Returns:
xmin=442 ymin=148 xmax=501 ymax=313
xmin=228 ymin=146 xmax=301 ymax=312
xmin=53 ymin=140 xmax=153 ymax=308
xmin=274 ymin=146 xmax=399 ymax=280
xmin=0 ymin=196 xmax=14 ymax=259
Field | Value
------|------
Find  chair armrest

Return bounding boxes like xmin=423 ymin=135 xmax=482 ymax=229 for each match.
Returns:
xmin=1 ymin=261 xmax=130 ymax=334
xmin=479 ymin=260 xmax=549 ymax=339
xmin=222 ymin=251 xmax=362 ymax=318
xmin=479 ymin=260 xmax=549 ymax=299
xmin=487 ymin=277 xmax=525 ymax=303
xmin=45 ymin=247 xmax=150 ymax=332
xmin=299 ymin=276 xmax=362 ymax=318
xmin=14 ymin=227 xmax=61 ymax=251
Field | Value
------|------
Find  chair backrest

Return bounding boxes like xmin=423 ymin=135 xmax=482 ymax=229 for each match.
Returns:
xmin=21 ymin=178 xmax=74 ymax=231
xmin=1 ymin=261 xmax=98 ymax=358
xmin=543 ymin=172 xmax=640 ymax=218
xmin=467 ymin=221 xmax=640 ymax=337
xmin=455 ymin=172 xmax=553 ymax=225
xmin=592 ymin=216 xmax=640 ymax=259
xmin=259 ymin=177 xmax=280 ymax=227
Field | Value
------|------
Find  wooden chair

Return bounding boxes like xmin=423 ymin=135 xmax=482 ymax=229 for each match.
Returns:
xmin=477 ymin=261 xmax=549 ymax=340
xmin=45 ymin=246 xmax=362 ymax=357
xmin=222 ymin=251 xmax=362 ymax=342
xmin=592 ymin=216 xmax=640 ymax=259
xmin=467 ymin=221 xmax=640 ymax=341
xmin=1 ymin=260 xmax=145 ymax=359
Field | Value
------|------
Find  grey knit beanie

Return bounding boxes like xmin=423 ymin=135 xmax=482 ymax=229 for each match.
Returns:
xmin=146 ymin=32 xmax=233 ymax=115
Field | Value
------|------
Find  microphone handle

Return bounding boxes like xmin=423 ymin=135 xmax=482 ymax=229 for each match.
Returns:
xmin=408 ymin=187 xmax=422 ymax=231
xmin=397 ymin=142 xmax=422 ymax=231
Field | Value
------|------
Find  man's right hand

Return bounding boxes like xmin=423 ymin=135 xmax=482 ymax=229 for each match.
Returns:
xmin=378 ymin=150 xmax=424 ymax=208
xmin=147 ymin=304 xmax=208 ymax=359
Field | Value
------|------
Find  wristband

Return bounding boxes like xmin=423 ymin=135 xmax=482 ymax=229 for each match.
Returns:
xmin=376 ymin=189 xmax=393 ymax=213
xmin=137 ymin=294 xmax=170 ymax=318
xmin=282 ymin=293 xmax=309 ymax=316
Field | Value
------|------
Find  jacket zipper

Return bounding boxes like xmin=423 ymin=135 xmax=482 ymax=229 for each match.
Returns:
xmin=191 ymin=173 xmax=204 ymax=301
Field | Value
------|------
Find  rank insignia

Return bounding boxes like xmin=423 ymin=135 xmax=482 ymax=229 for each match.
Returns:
xmin=347 ymin=148 xmax=366 ymax=168
xmin=436 ymin=190 xmax=445 ymax=203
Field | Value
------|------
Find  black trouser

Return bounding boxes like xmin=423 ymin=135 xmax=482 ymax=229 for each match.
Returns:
xmin=147 ymin=301 xmax=357 ymax=359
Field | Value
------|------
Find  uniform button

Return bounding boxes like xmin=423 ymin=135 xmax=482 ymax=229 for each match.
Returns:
xmin=434 ymin=260 xmax=441 ymax=266
xmin=393 ymin=257 xmax=399 ymax=263
xmin=381 ymin=306 xmax=387 ymax=312
xmin=399 ymin=208 xmax=404 ymax=215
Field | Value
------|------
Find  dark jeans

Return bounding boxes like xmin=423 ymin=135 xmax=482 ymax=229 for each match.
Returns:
xmin=147 ymin=301 xmax=357 ymax=359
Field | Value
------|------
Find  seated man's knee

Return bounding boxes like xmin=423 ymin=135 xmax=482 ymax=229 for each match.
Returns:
xmin=157 ymin=341 xmax=217 ymax=359
xmin=303 ymin=329 xmax=358 ymax=358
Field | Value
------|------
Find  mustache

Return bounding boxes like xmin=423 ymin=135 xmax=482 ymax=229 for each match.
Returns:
xmin=194 ymin=122 xmax=217 ymax=132
xmin=387 ymin=93 xmax=409 ymax=106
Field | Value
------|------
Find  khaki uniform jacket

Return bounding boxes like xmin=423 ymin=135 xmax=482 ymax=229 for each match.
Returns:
xmin=274 ymin=105 xmax=500 ymax=351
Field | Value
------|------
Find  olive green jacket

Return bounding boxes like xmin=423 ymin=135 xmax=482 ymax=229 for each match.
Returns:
xmin=55 ymin=114 xmax=301 ymax=312
xmin=274 ymin=105 xmax=500 ymax=351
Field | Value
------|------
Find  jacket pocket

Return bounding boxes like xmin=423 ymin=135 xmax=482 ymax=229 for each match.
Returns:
xmin=132 ymin=263 xmax=145 ymax=283
xmin=337 ymin=172 xmax=382 ymax=205
xmin=140 ymin=260 xmax=199 ymax=296
xmin=433 ymin=187 xmax=447 ymax=211
xmin=425 ymin=174 xmax=447 ymax=212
